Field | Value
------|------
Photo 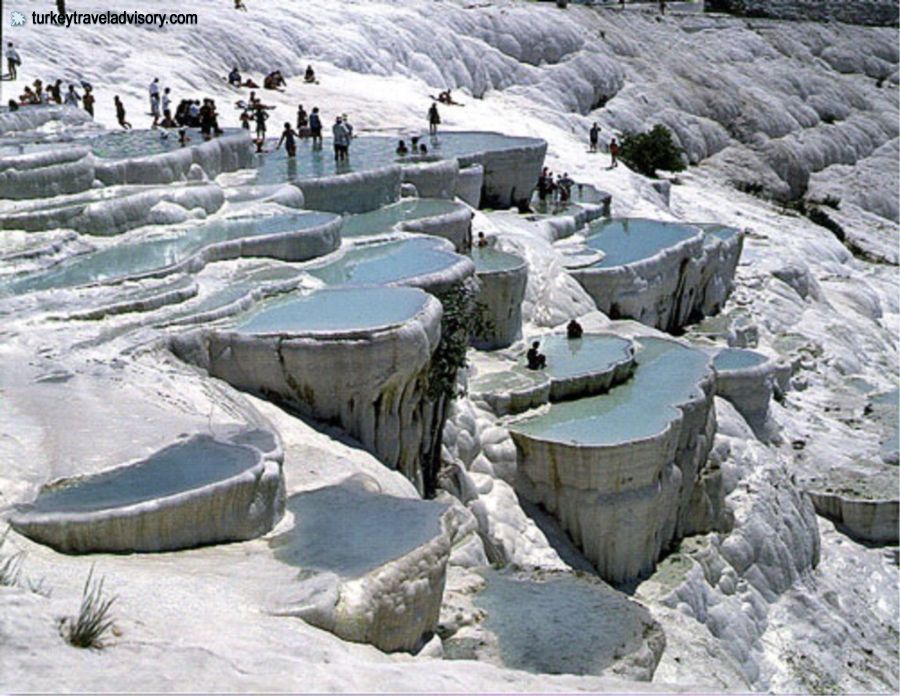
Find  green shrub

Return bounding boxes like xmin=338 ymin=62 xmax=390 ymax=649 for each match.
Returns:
xmin=618 ymin=125 xmax=686 ymax=178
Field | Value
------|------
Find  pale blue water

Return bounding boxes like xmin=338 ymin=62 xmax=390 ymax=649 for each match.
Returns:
xmin=475 ymin=569 xmax=648 ymax=676
xmin=85 ymin=128 xmax=243 ymax=159
xmin=341 ymin=198 xmax=463 ymax=238
xmin=472 ymin=246 xmax=524 ymax=273
xmin=271 ymin=486 xmax=446 ymax=577
xmin=234 ymin=287 xmax=429 ymax=334
xmin=585 ymin=219 xmax=698 ymax=268
xmin=308 ymin=237 xmax=462 ymax=286
xmin=511 ymin=337 xmax=709 ymax=445
xmin=253 ymin=131 xmax=542 ymax=184
xmin=3 ymin=212 xmax=336 ymax=295
xmin=525 ymin=334 xmax=633 ymax=383
xmin=23 ymin=436 xmax=257 ymax=514
xmin=713 ymin=348 xmax=768 ymax=371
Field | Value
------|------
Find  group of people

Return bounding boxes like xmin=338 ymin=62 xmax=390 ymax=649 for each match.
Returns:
xmin=15 ymin=78 xmax=95 ymax=115
xmin=525 ymin=320 xmax=584 ymax=371
xmin=395 ymin=135 xmax=431 ymax=158
xmin=537 ymin=167 xmax=576 ymax=204
xmin=588 ymin=122 xmax=620 ymax=168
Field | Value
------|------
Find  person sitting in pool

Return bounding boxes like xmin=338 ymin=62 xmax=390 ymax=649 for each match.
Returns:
xmin=396 ymin=139 xmax=409 ymax=157
xmin=7 ymin=99 xmax=19 ymax=112
xmin=228 ymin=67 xmax=242 ymax=87
xmin=304 ymin=65 xmax=317 ymax=83
xmin=419 ymin=143 xmax=428 ymax=155
xmin=566 ymin=319 xmax=584 ymax=340
xmin=476 ymin=232 xmax=489 ymax=248
xmin=526 ymin=341 xmax=547 ymax=371
xmin=411 ymin=135 xmax=420 ymax=150
xmin=277 ymin=122 xmax=299 ymax=158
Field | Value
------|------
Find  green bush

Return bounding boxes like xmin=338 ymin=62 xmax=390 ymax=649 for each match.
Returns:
xmin=618 ymin=125 xmax=686 ymax=178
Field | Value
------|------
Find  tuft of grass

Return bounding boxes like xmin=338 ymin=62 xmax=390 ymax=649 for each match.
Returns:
xmin=0 ymin=528 xmax=25 ymax=587
xmin=63 ymin=566 xmax=116 ymax=649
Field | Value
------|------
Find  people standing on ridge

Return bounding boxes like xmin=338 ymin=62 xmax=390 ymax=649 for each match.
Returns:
xmin=82 ymin=87 xmax=95 ymax=117
xmin=6 ymin=43 xmax=21 ymax=81
xmin=296 ymin=104 xmax=308 ymax=131
xmin=589 ymin=122 xmax=601 ymax=153
xmin=609 ymin=137 xmax=620 ymax=168
xmin=50 ymin=79 xmax=63 ymax=104
xmin=162 ymin=88 xmax=172 ymax=122
xmin=148 ymin=78 xmax=160 ymax=116
xmin=63 ymin=84 xmax=81 ymax=107
xmin=309 ymin=107 xmax=323 ymax=148
xmin=428 ymin=102 xmax=441 ymax=136
xmin=659 ymin=0 xmax=666 ymax=14
xmin=332 ymin=116 xmax=351 ymax=162
xmin=526 ymin=341 xmax=547 ymax=370
xmin=566 ymin=319 xmax=584 ymax=340
xmin=114 ymin=96 xmax=132 ymax=129
xmin=277 ymin=122 xmax=299 ymax=157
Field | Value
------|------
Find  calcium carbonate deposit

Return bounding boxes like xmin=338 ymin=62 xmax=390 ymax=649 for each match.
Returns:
xmin=1 ymin=0 xmax=896 ymax=693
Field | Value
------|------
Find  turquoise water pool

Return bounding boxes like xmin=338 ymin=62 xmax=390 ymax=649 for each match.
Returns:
xmin=3 ymin=211 xmax=336 ymax=294
xmin=233 ymin=287 xmax=429 ymax=334
xmin=525 ymin=334 xmax=633 ymax=383
xmin=271 ymin=485 xmax=445 ymax=577
xmin=511 ymin=338 xmax=709 ymax=446
xmin=253 ymin=131 xmax=542 ymax=184
xmin=585 ymin=219 xmax=698 ymax=269
xmin=23 ymin=436 xmax=257 ymax=514
xmin=84 ymin=128 xmax=243 ymax=159
xmin=340 ymin=198 xmax=462 ymax=238
xmin=472 ymin=246 xmax=524 ymax=273
xmin=308 ymin=237 xmax=462 ymax=286
xmin=713 ymin=348 xmax=768 ymax=371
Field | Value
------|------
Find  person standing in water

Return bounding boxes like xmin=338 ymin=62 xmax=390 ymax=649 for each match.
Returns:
xmin=332 ymin=116 xmax=350 ymax=162
xmin=428 ymin=102 xmax=441 ymax=136
xmin=254 ymin=106 xmax=268 ymax=140
xmin=309 ymin=107 xmax=323 ymax=148
xmin=277 ymin=122 xmax=299 ymax=157
xmin=296 ymin=104 xmax=308 ymax=131
xmin=114 ymin=96 xmax=132 ymax=129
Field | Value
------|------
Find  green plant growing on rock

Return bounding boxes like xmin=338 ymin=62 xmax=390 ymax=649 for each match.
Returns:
xmin=0 ymin=529 xmax=24 ymax=587
xmin=421 ymin=280 xmax=491 ymax=497
xmin=61 ymin=566 xmax=116 ymax=649
xmin=618 ymin=125 xmax=686 ymax=178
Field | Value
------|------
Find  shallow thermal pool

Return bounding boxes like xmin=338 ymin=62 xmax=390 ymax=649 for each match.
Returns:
xmin=713 ymin=347 xmax=768 ymax=372
xmin=307 ymin=237 xmax=463 ymax=286
xmin=510 ymin=337 xmax=709 ymax=446
xmin=233 ymin=286 xmax=429 ymax=334
xmin=522 ymin=334 xmax=632 ymax=384
xmin=253 ymin=131 xmax=542 ymax=184
xmin=340 ymin=198 xmax=463 ymax=238
xmin=2 ymin=212 xmax=336 ymax=294
xmin=83 ymin=128 xmax=244 ymax=159
xmin=471 ymin=246 xmax=525 ymax=273
xmin=270 ymin=485 xmax=446 ymax=577
xmin=474 ymin=569 xmax=651 ymax=676
xmin=585 ymin=218 xmax=699 ymax=269
xmin=20 ymin=436 xmax=258 ymax=515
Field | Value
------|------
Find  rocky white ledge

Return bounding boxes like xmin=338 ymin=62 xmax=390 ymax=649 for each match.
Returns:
xmin=268 ymin=478 xmax=456 ymax=653
xmin=171 ymin=287 xmax=444 ymax=492
xmin=471 ymin=246 xmax=528 ymax=350
xmin=509 ymin=337 xmax=724 ymax=584
xmin=8 ymin=432 xmax=285 ymax=553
